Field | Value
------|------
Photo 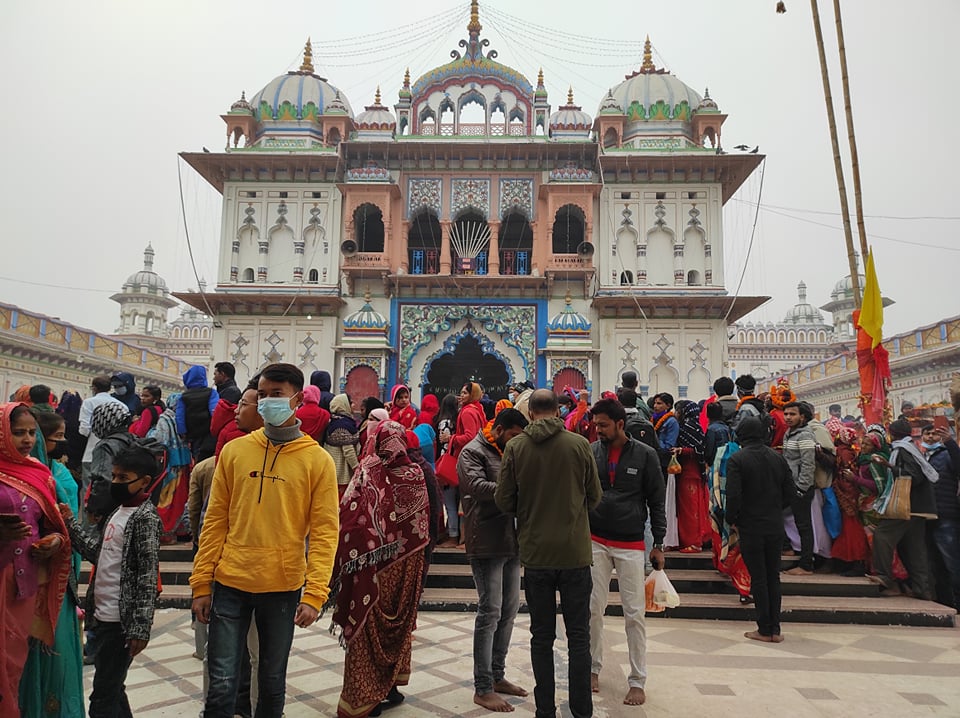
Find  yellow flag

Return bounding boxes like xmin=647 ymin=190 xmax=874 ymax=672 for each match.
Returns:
xmin=859 ymin=249 xmax=883 ymax=349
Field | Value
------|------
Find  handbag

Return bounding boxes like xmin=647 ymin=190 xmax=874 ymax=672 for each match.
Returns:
xmin=879 ymin=476 xmax=911 ymax=520
xmin=435 ymin=450 xmax=459 ymax=488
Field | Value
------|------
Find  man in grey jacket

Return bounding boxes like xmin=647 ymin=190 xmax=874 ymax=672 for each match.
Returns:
xmin=782 ymin=401 xmax=817 ymax=575
xmin=459 ymin=408 xmax=529 ymax=711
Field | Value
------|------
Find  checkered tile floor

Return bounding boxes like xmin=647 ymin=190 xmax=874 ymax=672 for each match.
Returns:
xmin=86 ymin=609 xmax=960 ymax=716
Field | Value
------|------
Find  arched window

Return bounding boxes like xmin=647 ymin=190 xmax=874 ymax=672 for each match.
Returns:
xmin=171 ymin=326 xmax=180 ymax=338
xmin=620 ymin=271 xmax=634 ymax=285
xmin=788 ymin=330 xmax=796 ymax=343
xmin=778 ymin=331 xmax=786 ymax=342
xmin=327 ymin=127 xmax=342 ymax=146
xmin=201 ymin=327 xmax=210 ymax=339
xmin=130 ymin=311 xmax=139 ymax=331
xmin=353 ymin=203 xmax=385 ymax=253
xmin=439 ymin=99 xmax=455 ymax=135
xmin=144 ymin=314 xmax=155 ymax=334
xmin=242 ymin=267 xmax=255 ymax=282
xmin=747 ymin=331 xmax=756 ymax=343
xmin=603 ymin=127 xmax=619 ymax=149
xmin=451 ymin=210 xmax=491 ymax=274
xmin=407 ymin=209 xmax=441 ymax=275
xmin=798 ymin=330 xmax=807 ymax=343
xmin=499 ymin=209 xmax=533 ymax=276
xmin=419 ymin=106 xmax=436 ymax=136
xmin=687 ymin=269 xmax=701 ymax=286
xmin=307 ymin=268 xmax=319 ymax=283
xmin=192 ymin=326 xmax=200 ymax=339
xmin=490 ymin=99 xmax=506 ymax=136
xmin=552 ymin=204 xmax=585 ymax=254
xmin=458 ymin=92 xmax=485 ymax=135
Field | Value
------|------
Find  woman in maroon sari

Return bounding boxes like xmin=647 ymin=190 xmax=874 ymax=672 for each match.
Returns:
xmin=331 ymin=420 xmax=430 ymax=718
xmin=0 ymin=403 xmax=71 ymax=716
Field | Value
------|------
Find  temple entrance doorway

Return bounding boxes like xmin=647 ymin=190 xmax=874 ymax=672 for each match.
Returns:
xmin=422 ymin=334 xmax=510 ymax=402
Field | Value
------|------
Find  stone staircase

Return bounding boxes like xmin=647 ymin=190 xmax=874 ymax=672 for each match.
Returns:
xmin=81 ymin=544 xmax=957 ymax=628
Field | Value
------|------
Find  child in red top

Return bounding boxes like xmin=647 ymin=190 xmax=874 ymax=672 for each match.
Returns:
xmin=387 ymin=384 xmax=418 ymax=430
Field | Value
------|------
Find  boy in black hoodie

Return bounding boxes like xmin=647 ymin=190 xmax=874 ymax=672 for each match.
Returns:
xmin=725 ymin=416 xmax=795 ymax=643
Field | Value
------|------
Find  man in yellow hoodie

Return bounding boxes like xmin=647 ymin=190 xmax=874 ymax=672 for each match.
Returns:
xmin=190 ymin=363 xmax=339 ymax=718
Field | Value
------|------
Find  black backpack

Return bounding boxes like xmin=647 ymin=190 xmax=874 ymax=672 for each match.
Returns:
xmin=625 ymin=413 xmax=660 ymax=451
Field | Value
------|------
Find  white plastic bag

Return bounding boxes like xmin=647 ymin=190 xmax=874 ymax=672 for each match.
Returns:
xmin=644 ymin=569 xmax=680 ymax=612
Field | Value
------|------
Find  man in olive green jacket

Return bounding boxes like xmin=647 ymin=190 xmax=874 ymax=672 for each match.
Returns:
xmin=495 ymin=389 xmax=602 ymax=718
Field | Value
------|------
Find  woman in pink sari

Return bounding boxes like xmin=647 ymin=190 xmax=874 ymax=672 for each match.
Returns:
xmin=0 ymin=403 xmax=71 ymax=716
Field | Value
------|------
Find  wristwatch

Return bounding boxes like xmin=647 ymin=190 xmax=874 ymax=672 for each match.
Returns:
xmin=652 ymin=543 xmax=664 ymax=551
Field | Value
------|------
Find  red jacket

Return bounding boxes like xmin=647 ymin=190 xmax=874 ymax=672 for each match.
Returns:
xmin=449 ymin=401 xmax=486 ymax=457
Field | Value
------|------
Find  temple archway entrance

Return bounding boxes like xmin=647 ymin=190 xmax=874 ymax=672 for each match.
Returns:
xmin=423 ymin=334 xmax=510 ymax=401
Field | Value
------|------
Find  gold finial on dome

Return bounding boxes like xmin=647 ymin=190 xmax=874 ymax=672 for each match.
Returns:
xmin=564 ymin=292 xmax=573 ymax=305
xmin=300 ymin=37 xmax=315 ymax=74
xmin=363 ymin=289 xmax=373 ymax=303
xmin=567 ymin=86 xmax=574 ymax=105
xmin=403 ymin=67 xmax=411 ymax=88
xmin=374 ymin=86 xmax=381 ymax=105
xmin=468 ymin=0 xmax=482 ymax=33
xmin=640 ymin=35 xmax=655 ymax=73
xmin=537 ymin=68 xmax=544 ymax=86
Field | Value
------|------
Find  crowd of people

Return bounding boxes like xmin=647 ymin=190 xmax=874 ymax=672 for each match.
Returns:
xmin=1 ymin=363 xmax=957 ymax=718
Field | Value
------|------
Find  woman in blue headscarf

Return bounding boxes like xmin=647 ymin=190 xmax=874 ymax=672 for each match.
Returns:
xmin=152 ymin=393 xmax=194 ymax=542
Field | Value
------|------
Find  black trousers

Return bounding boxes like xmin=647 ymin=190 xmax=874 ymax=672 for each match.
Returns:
xmin=790 ymin=487 xmax=815 ymax=571
xmin=524 ymin=566 xmax=593 ymax=718
xmin=740 ymin=532 xmax=784 ymax=637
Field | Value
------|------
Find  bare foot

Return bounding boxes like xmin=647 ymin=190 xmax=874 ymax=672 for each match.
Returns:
xmin=474 ymin=693 xmax=515 ymax=712
xmin=744 ymin=630 xmax=774 ymax=642
xmin=784 ymin=566 xmax=813 ymax=576
xmin=591 ymin=673 xmax=600 ymax=693
xmin=493 ymin=679 xmax=528 ymax=697
xmin=770 ymin=634 xmax=784 ymax=643
xmin=624 ymin=687 xmax=646 ymax=705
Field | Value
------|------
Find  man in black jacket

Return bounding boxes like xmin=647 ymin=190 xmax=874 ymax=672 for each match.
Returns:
xmin=212 ymin=362 xmax=242 ymax=404
xmin=922 ymin=424 xmax=960 ymax=608
xmin=459 ymin=408 xmax=529 ymax=711
xmin=726 ymin=416 xmax=795 ymax=643
xmin=587 ymin=399 xmax=665 ymax=706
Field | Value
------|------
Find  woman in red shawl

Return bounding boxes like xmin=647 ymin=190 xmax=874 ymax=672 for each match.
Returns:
xmin=826 ymin=418 xmax=870 ymax=575
xmin=387 ymin=384 xmax=417 ymax=431
xmin=331 ymin=421 xmax=430 ymax=718
xmin=0 ymin=403 xmax=71 ymax=716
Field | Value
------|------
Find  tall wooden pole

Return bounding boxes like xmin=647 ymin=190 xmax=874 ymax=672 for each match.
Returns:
xmin=833 ymin=0 xmax=869 ymax=261
xmin=810 ymin=0 xmax=861 ymax=308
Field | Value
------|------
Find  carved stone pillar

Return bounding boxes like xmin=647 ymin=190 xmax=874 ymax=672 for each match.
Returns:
xmin=439 ymin=220 xmax=452 ymax=274
xmin=488 ymin=220 xmax=500 ymax=274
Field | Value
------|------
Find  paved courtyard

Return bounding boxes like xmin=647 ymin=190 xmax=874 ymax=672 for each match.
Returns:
xmin=90 ymin=609 xmax=960 ymax=717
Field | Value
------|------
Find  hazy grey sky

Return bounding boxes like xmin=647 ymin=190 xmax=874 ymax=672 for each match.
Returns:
xmin=1 ymin=0 xmax=954 ymax=338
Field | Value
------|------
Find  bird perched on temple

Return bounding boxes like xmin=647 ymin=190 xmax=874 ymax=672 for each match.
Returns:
xmin=733 ymin=144 xmax=749 ymax=151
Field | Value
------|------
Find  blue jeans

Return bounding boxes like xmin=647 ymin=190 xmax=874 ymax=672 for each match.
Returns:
xmin=204 ymin=583 xmax=299 ymax=718
xmin=931 ymin=518 xmax=960 ymax=607
xmin=470 ymin=556 xmax=521 ymax=694
xmin=443 ymin=485 xmax=460 ymax=538
xmin=524 ymin=566 xmax=592 ymax=718
xmin=88 ymin=621 xmax=134 ymax=718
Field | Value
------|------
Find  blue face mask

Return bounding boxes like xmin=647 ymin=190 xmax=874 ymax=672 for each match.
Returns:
xmin=922 ymin=441 xmax=942 ymax=451
xmin=559 ymin=406 xmax=570 ymax=418
xmin=257 ymin=397 xmax=295 ymax=426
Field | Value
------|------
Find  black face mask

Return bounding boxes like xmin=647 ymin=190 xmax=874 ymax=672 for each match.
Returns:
xmin=110 ymin=479 xmax=142 ymax=505
xmin=48 ymin=440 xmax=69 ymax=460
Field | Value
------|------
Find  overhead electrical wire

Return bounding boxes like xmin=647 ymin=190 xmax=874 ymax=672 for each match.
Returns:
xmin=731 ymin=197 xmax=960 ymax=222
